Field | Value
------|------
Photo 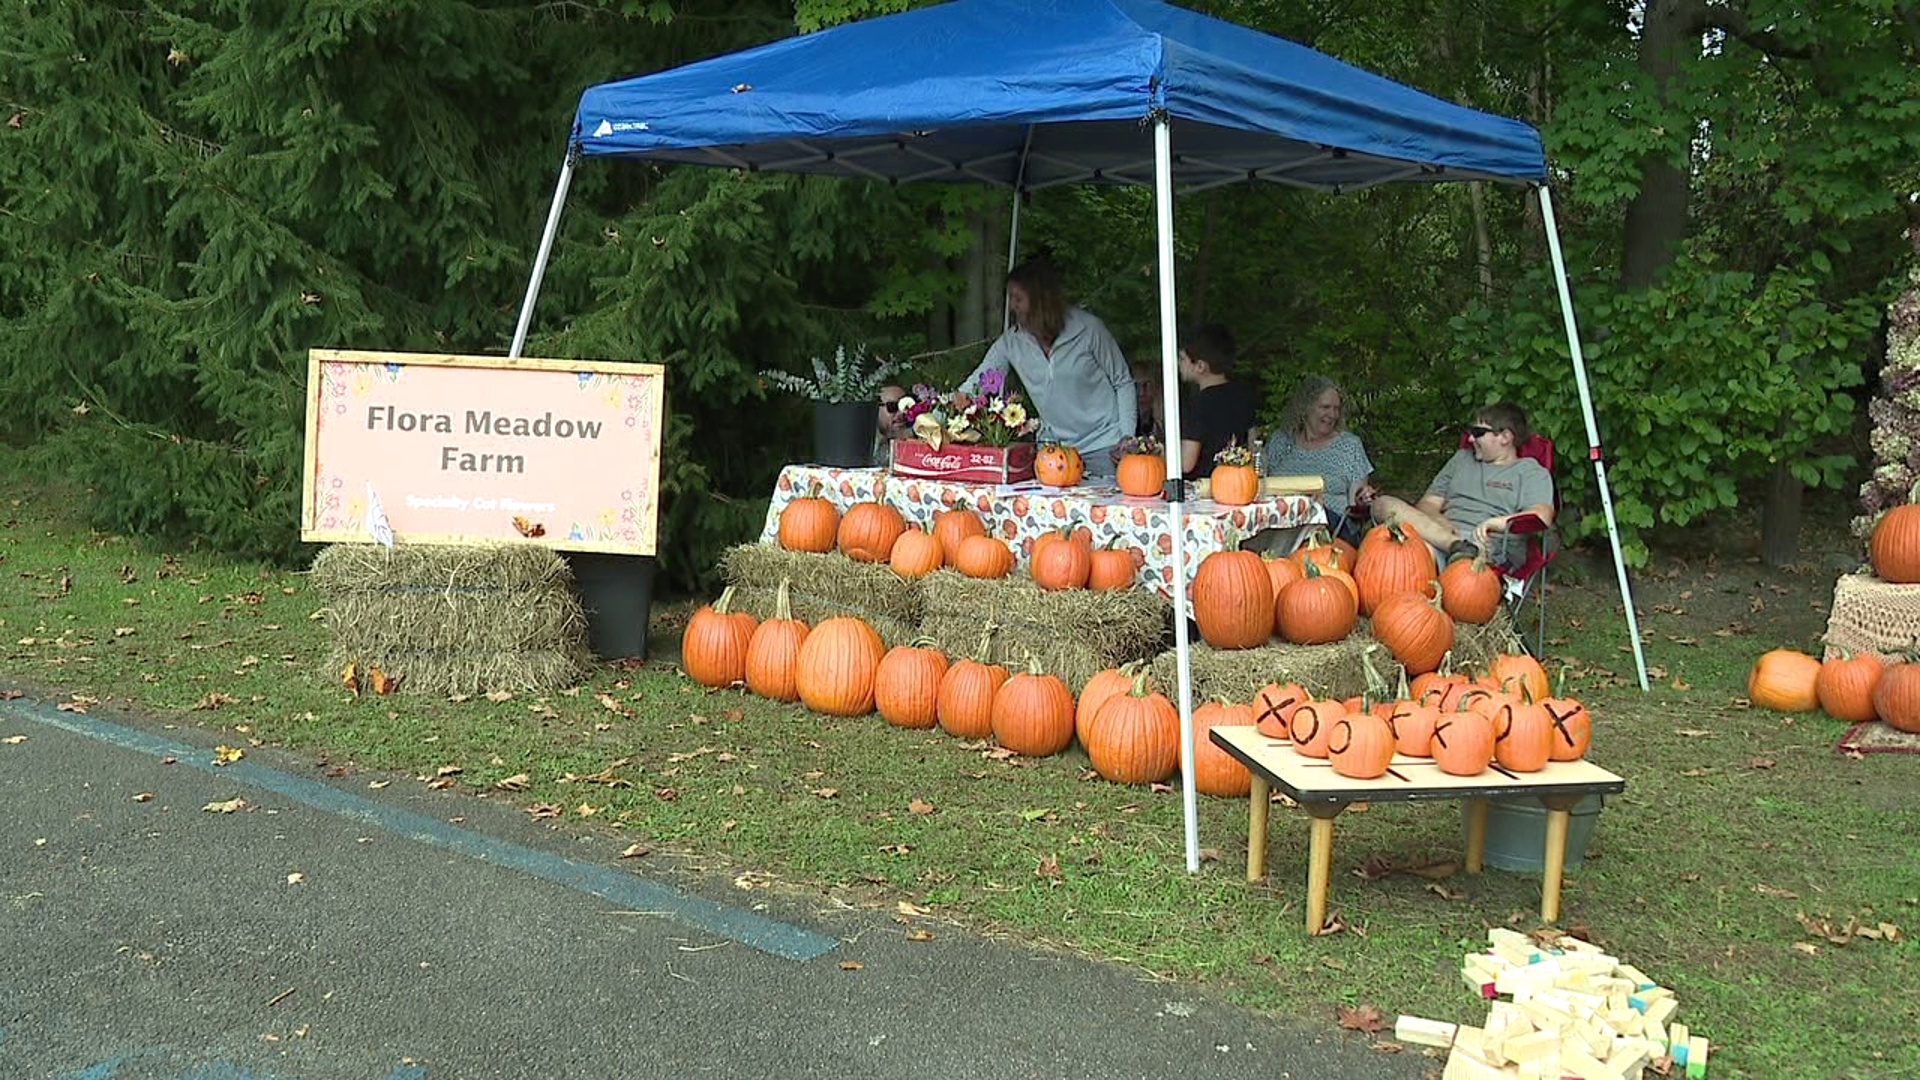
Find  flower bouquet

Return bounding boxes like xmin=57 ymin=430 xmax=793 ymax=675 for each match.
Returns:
xmin=888 ymin=370 xmax=1043 ymax=483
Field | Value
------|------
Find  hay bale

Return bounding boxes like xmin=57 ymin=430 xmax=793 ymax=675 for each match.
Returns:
xmin=719 ymin=544 xmax=926 ymax=644
xmin=1451 ymin=609 xmax=1523 ymax=671
xmin=918 ymin=570 xmax=1168 ymax=691
xmin=310 ymin=542 xmax=590 ymax=695
xmin=1150 ymin=634 xmax=1387 ymax=703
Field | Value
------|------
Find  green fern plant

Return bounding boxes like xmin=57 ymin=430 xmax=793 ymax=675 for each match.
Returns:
xmin=760 ymin=344 xmax=907 ymax=403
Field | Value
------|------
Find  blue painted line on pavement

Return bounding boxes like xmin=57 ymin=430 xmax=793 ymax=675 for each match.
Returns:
xmin=5 ymin=696 xmax=837 ymax=962
xmin=58 ymin=1054 xmax=425 ymax=1079
xmin=62 ymin=1056 xmax=131 ymax=1080
xmin=379 ymin=1067 xmax=428 ymax=1080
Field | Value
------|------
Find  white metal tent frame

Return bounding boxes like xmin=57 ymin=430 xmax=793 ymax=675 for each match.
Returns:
xmin=509 ymin=121 xmax=1651 ymax=876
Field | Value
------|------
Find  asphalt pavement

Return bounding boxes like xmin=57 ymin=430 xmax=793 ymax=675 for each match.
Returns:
xmin=0 ymin=688 xmax=1429 ymax=1080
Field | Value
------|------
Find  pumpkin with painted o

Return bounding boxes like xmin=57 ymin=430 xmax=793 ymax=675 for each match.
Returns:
xmin=794 ymin=616 xmax=885 ymax=716
xmin=874 ymin=638 xmax=949 ymax=729
xmin=991 ymin=658 xmax=1077 ymax=757
xmin=1489 ymin=699 xmax=1553 ymax=772
xmin=954 ymin=534 xmax=1014 ymax=579
xmin=1085 ymin=674 xmax=1180 ymax=784
xmin=888 ymin=526 xmax=944 ymax=580
xmin=932 ymin=508 xmax=987 ymax=566
xmin=1815 ymin=649 xmax=1883 ymax=722
xmin=1289 ymin=699 xmax=1346 ymax=758
xmin=837 ymin=501 xmax=906 ymax=563
xmin=1035 ymin=442 xmax=1085 ymax=487
xmin=743 ymin=580 xmax=809 ymax=701
xmin=682 ymin=585 xmax=758 ymax=688
xmin=1193 ymin=548 xmax=1274 ymax=649
xmin=1869 ymin=499 xmax=1920 ymax=583
xmin=1872 ymin=661 xmax=1920 ymax=733
xmin=777 ymin=484 xmax=839 ymax=553
xmin=1184 ymin=699 xmax=1255 ymax=797
xmin=1431 ymin=712 xmax=1495 ymax=776
xmin=1747 ymin=648 xmax=1821 ymax=712
xmin=1329 ymin=713 xmax=1397 ymax=780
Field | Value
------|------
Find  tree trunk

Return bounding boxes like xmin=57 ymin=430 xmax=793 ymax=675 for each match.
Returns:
xmin=1468 ymin=181 xmax=1494 ymax=301
xmin=1620 ymin=0 xmax=1704 ymax=289
xmin=1760 ymin=460 xmax=1803 ymax=567
xmin=957 ymin=205 xmax=993 ymax=347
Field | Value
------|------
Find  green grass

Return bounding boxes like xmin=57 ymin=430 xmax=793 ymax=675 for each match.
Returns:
xmin=2 ymin=460 xmax=1916 ymax=1080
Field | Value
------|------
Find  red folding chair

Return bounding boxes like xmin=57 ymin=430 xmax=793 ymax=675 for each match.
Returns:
xmin=1457 ymin=430 xmax=1559 ymax=656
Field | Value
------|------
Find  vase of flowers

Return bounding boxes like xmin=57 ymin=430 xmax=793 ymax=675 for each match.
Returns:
xmin=887 ymin=370 xmax=1044 ymax=483
xmin=761 ymin=344 xmax=908 ymax=468
xmin=1210 ymin=442 xmax=1260 ymax=505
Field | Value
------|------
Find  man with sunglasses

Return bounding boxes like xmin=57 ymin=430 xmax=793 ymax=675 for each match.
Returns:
xmin=1367 ymin=402 xmax=1553 ymax=568
xmin=873 ymin=385 xmax=913 ymax=465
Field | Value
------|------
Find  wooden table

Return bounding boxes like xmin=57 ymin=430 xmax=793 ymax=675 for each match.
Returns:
xmin=1209 ymin=725 xmax=1626 ymax=934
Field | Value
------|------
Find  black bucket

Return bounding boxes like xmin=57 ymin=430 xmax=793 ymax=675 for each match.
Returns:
xmin=569 ymin=552 xmax=657 ymax=660
xmin=813 ymin=399 xmax=877 ymax=467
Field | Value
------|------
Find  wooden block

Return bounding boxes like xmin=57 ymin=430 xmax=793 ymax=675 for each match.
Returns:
xmin=1466 ymin=953 xmax=1507 ymax=980
xmin=1442 ymin=1047 xmax=1516 ymax=1080
xmin=1462 ymin=968 xmax=1499 ymax=999
xmin=1608 ymin=1038 xmax=1655 ymax=1076
xmin=1452 ymin=1025 xmax=1487 ymax=1057
xmin=1558 ymin=1042 xmax=1616 ymax=1080
xmin=1498 ymin=962 xmax=1562 ymax=996
xmin=1395 ymin=1015 xmax=1460 ymax=1049
xmin=1503 ymin=1029 xmax=1562 ymax=1065
xmin=1615 ymin=964 xmax=1655 ymax=990
xmin=1520 ymin=999 xmax=1574 ymax=1033
xmin=1642 ymin=996 xmax=1678 ymax=1030
xmin=1668 ymin=1025 xmax=1689 ymax=1066
xmin=1514 ymin=1057 xmax=1558 ymax=1080
xmin=1685 ymin=1037 xmax=1709 ymax=1078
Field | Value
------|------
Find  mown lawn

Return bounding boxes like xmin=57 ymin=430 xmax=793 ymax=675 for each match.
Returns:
xmin=1 ymin=462 xmax=1914 ymax=1080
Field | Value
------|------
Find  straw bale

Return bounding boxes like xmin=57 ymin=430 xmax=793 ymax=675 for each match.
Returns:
xmin=918 ymin=570 xmax=1168 ymax=691
xmin=323 ymin=644 xmax=590 ymax=698
xmin=310 ymin=542 xmax=572 ymax=595
xmin=324 ymin=589 xmax=587 ymax=652
xmin=1150 ymin=633 xmax=1387 ymax=704
xmin=1449 ymin=609 xmax=1523 ymax=671
xmin=719 ymin=545 xmax=925 ymax=632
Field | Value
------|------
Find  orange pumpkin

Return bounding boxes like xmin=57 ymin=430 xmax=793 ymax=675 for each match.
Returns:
xmin=1035 ymin=443 xmax=1085 ymax=487
xmin=777 ymin=486 xmax=840 ymax=553
xmin=794 ymin=617 xmax=885 ymax=716
xmin=1085 ymin=675 xmax=1180 ymax=784
xmin=1438 ymin=553 xmax=1503 ymax=624
xmin=1386 ymin=699 xmax=1440 ymax=757
xmin=1815 ymin=649 xmax=1883 ymax=722
xmin=682 ymin=585 xmax=757 ymax=688
xmin=937 ymin=632 xmax=1010 ymax=739
xmin=1210 ymin=463 xmax=1259 ymax=505
xmin=1869 ymin=502 xmax=1920 ymax=583
xmin=1487 ymin=653 xmax=1550 ymax=703
xmin=1185 ymin=700 xmax=1255 ymax=797
xmin=991 ymin=659 xmax=1077 ymax=757
xmin=1352 ymin=522 xmax=1438 ymax=616
xmin=1031 ymin=527 xmax=1092 ymax=590
xmin=888 ymin=526 xmax=944 ymax=579
xmin=1542 ymin=696 xmax=1592 ymax=761
xmin=1289 ymin=699 xmax=1345 ymax=758
xmin=1412 ymin=670 xmax=1466 ymax=709
xmin=1747 ymin=648 xmax=1821 ymax=712
xmin=743 ymin=580 xmax=809 ymax=701
xmin=1087 ymin=543 xmax=1138 ymax=591
xmin=1075 ymin=662 xmax=1152 ymax=747
xmin=1370 ymin=583 xmax=1456 ymax=676
xmin=932 ymin=508 xmax=987 ymax=566
xmin=1116 ymin=453 xmax=1166 ymax=498
xmin=1290 ymin=532 xmax=1357 ymax=575
xmin=1193 ymin=549 xmax=1274 ymax=649
xmin=954 ymin=534 xmax=1014 ymax=579
xmin=837 ymin=501 xmax=906 ymax=562
xmin=874 ymin=639 xmax=949 ymax=729
xmin=1253 ymin=681 xmax=1308 ymax=739
xmin=1872 ymin=662 xmax=1920 ymax=733
xmin=1329 ymin=713 xmax=1397 ymax=779
xmin=1431 ymin=712 xmax=1495 ymax=776
xmin=1275 ymin=566 xmax=1358 ymax=645
xmin=1263 ymin=555 xmax=1305 ymax=608
xmin=1490 ymin=700 xmax=1553 ymax=772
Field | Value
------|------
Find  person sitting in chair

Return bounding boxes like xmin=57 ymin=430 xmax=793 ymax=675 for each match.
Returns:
xmin=1175 ymin=323 xmax=1256 ymax=480
xmin=1368 ymin=402 xmax=1553 ymax=567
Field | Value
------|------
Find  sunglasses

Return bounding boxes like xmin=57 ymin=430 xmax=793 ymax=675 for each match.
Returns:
xmin=883 ymin=400 xmax=905 ymax=414
xmin=1466 ymin=424 xmax=1499 ymax=438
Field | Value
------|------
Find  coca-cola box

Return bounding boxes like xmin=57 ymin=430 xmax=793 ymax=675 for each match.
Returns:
xmin=889 ymin=440 xmax=1036 ymax=484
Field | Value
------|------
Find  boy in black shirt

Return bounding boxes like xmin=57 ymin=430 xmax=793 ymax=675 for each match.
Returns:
xmin=1176 ymin=323 xmax=1256 ymax=480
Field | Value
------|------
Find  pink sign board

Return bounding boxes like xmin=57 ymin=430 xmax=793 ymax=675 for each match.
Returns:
xmin=301 ymin=349 xmax=665 ymax=554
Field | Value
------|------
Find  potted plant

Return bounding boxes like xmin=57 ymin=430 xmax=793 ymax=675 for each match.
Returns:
xmin=761 ymin=344 xmax=908 ymax=467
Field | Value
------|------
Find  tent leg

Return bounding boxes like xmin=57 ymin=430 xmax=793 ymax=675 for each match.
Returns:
xmin=1537 ymin=186 xmax=1650 ymax=692
xmin=1153 ymin=118 xmax=1200 ymax=874
xmin=509 ymin=149 xmax=577 ymax=359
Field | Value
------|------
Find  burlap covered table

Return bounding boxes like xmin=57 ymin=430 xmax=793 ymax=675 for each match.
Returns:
xmin=1823 ymin=572 xmax=1920 ymax=656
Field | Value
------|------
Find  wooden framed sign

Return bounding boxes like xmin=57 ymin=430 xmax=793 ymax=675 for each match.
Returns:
xmin=301 ymin=349 xmax=666 ymax=554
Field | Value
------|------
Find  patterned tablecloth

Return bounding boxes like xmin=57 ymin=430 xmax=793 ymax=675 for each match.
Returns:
xmin=758 ymin=465 xmax=1324 ymax=598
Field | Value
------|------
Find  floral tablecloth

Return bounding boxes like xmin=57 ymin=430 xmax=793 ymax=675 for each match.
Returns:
xmin=758 ymin=465 xmax=1324 ymax=598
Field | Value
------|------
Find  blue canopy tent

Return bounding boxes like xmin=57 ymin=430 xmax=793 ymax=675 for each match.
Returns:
xmin=510 ymin=0 xmax=1650 ymax=873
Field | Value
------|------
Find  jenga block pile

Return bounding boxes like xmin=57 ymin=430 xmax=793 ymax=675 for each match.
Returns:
xmin=1394 ymin=928 xmax=1711 ymax=1080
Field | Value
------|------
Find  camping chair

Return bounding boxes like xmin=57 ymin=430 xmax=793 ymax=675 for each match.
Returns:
xmin=1456 ymin=430 xmax=1559 ymax=657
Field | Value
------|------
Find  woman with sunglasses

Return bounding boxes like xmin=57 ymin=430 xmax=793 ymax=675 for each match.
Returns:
xmin=1367 ymin=402 xmax=1553 ymax=567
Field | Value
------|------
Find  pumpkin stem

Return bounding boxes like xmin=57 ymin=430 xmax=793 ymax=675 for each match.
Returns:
xmin=907 ymin=634 xmax=940 ymax=650
xmin=1358 ymin=644 xmax=1390 ymax=707
xmin=1126 ymin=669 xmax=1154 ymax=697
xmin=712 ymin=584 xmax=738 ymax=615
xmin=773 ymin=579 xmax=793 ymax=623
xmin=974 ymin=622 xmax=1000 ymax=663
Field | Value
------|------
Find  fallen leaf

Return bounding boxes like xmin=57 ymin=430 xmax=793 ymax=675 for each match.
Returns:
xmin=131 ymin=792 xmax=153 ymax=803
xmin=1674 ymin=728 xmax=1714 ymax=737
xmin=620 ymin=842 xmax=650 ymax=858
xmin=202 ymin=798 xmax=246 ymax=813
xmin=367 ymin=779 xmax=391 ymax=790
xmin=368 ymin=667 xmax=399 ymax=695
xmin=896 ymin=901 xmax=931 ymax=917
xmin=1036 ymin=853 xmax=1062 ymax=880
xmin=1680 ymin=767 xmax=1712 ymax=777
xmin=1747 ymin=757 xmax=1776 ymax=769
xmin=341 ymin=662 xmax=359 ymax=695
xmin=1791 ymin=941 xmax=1819 ymax=956
xmin=811 ymin=787 xmax=839 ymax=799
xmin=435 ymin=764 xmax=462 ymax=777
xmin=1755 ymin=883 xmax=1799 ymax=900
xmin=212 ymin=745 xmax=244 ymax=765
xmin=575 ymin=803 xmax=600 ymax=817
xmin=1427 ymin=882 xmax=1467 ymax=901
xmin=495 ymin=773 xmax=530 ymax=791
xmin=908 ymin=798 xmax=936 ymax=815
xmin=485 ymin=689 xmax=514 ymax=702
xmin=1336 ymin=1004 xmax=1388 ymax=1033
xmin=114 ymin=627 xmax=135 ymax=637
xmin=837 ymin=960 xmax=863 ymax=971
xmin=526 ymin=802 xmax=563 ymax=819
xmin=286 ymin=872 xmax=304 ymax=885
xmin=905 ymin=928 xmax=935 ymax=942
xmin=2 ymin=735 xmax=25 ymax=745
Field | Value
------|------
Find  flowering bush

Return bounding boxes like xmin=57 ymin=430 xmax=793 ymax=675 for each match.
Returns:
xmin=900 ymin=368 xmax=1041 ymax=449
xmin=1856 ymin=226 xmax=1920 ymax=538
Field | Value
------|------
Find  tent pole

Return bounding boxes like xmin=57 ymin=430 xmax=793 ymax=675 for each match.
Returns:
xmin=1537 ymin=185 xmax=1650 ymax=692
xmin=509 ymin=148 xmax=577 ymax=359
xmin=1152 ymin=117 xmax=1200 ymax=874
